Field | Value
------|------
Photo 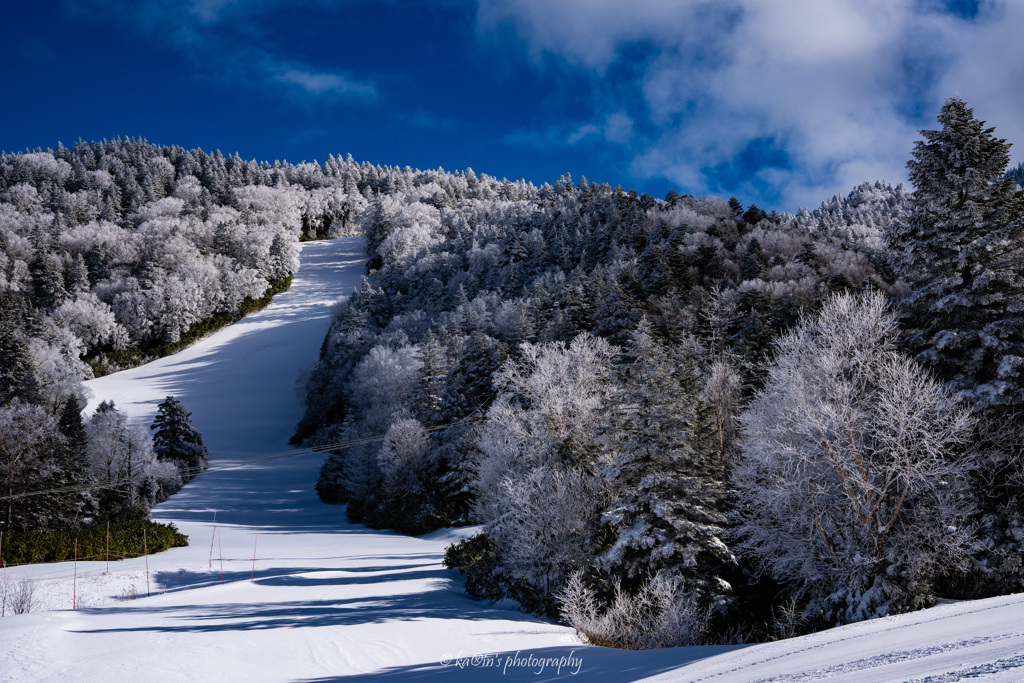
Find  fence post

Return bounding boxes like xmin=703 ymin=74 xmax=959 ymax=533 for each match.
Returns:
xmin=209 ymin=511 xmax=217 ymax=568
xmin=105 ymin=521 xmax=110 ymax=574
xmin=73 ymin=538 xmax=78 ymax=610
xmin=251 ymin=534 xmax=258 ymax=582
xmin=144 ymin=527 xmax=150 ymax=598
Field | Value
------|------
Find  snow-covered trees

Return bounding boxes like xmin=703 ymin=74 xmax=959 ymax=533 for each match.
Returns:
xmin=0 ymin=401 xmax=62 ymax=530
xmin=0 ymin=139 xmax=376 ymax=378
xmin=733 ymin=292 xmax=976 ymax=624
xmin=87 ymin=401 xmax=178 ymax=518
xmin=291 ymin=157 xmax=910 ymax=641
xmin=890 ymin=97 xmax=1024 ymax=405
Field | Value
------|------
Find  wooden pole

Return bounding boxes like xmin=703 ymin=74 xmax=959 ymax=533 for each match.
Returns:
xmin=209 ymin=511 xmax=217 ymax=568
xmin=144 ymin=527 xmax=150 ymax=598
xmin=219 ymin=532 xmax=224 ymax=585
xmin=73 ymin=538 xmax=78 ymax=610
xmin=250 ymin=534 xmax=258 ymax=582
xmin=105 ymin=521 xmax=110 ymax=574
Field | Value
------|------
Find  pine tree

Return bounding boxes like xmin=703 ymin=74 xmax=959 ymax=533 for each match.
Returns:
xmin=151 ymin=396 xmax=208 ymax=480
xmin=29 ymin=251 xmax=68 ymax=312
xmin=890 ymin=97 xmax=1024 ymax=405
xmin=443 ymin=332 xmax=507 ymax=420
xmin=40 ymin=397 xmax=96 ymax=528
xmin=596 ymin=320 xmax=733 ymax=601
xmin=0 ymin=319 xmax=39 ymax=406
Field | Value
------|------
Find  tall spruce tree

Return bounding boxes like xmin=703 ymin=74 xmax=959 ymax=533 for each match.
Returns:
xmin=0 ymin=322 xmax=39 ymax=406
xmin=151 ymin=396 xmax=208 ymax=480
xmin=890 ymin=97 xmax=1024 ymax=405
xmin=596 ymin=319 xmax=733 ymax=601
xmin=42 ymin=397 xmax=96 ymax=528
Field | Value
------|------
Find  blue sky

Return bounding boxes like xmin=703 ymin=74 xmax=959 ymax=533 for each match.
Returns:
xmin=2 ymin=0 xmax=1021 ymax=211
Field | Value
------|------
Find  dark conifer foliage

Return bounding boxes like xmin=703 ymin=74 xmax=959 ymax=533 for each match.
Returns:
xmin=151 ymin=396 xmax=208 ymax=480
xmin=596 ymin=320 xmax=733 ymax=601
xmin=44 ymin=397 xmax=97 ymax=528
xmin=890 ymin=97 xmax=1024 ymax=406
xmin=887 ymin=99 xmax=1024 ymax=600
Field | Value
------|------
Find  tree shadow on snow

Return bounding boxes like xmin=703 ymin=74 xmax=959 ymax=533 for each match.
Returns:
xmin=70 ymin=582 xmax=559 ymax=635
xmin=151 ymin=560 xmax=446 ymax=593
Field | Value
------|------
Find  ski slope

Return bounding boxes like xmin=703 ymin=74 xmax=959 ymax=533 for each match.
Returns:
xmin=2 ymin=237 xmax=1024 ymax=682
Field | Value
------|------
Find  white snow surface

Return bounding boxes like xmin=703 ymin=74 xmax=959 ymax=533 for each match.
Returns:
xmin=1 ymin=237 xmax=1023 ymax=681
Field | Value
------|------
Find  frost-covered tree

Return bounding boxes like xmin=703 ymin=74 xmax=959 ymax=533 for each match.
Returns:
xmin=151 ymin=396 xmax=208 ymax=480
xmin=558 ymin=569 xmax=711 ymax=649
xmin=376 ymin=417 xmax=430 ymax=501
xmin=0 ymin=401 xmax=62 ymax=530
xmin=733 ymin=292 xmax=976 ymax=624
xmin=87 ymin=400 xmax=178 ymax=517
xmin=474 ymin=333 xmax=616 ymax=596
xmin=890 ymin=97 xmax=1024 ymax=405
xmin=0 ymin=318 xmax=39 ymax=406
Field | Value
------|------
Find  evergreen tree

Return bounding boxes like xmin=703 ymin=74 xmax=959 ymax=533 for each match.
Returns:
xmin=890 ymin=97 xmax=1024 ymax=405
xmin=443 ymin=332 xmax=507 ymax=420
xmin=65 ymin=253 xmax=90 ymax=294
xmin=41 ymin=397 xmax=96 ymax=528
xmin=597 ymin=320 xmax=733 ymax=602
xmin=0 ymin=320 xmax=39 ymax=406
xmin=29 ymin=251 xmax=68 ymax=312
xmin=151 ymin=396 xmax=208 ymax=479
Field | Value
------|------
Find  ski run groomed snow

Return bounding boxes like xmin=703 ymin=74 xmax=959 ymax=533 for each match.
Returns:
xmin=2 ymin=237 xmax=1024 ymax=682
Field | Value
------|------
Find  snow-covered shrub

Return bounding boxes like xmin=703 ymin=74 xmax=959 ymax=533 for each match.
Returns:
xmin=558 ymin=570 xmax=711 ymax=649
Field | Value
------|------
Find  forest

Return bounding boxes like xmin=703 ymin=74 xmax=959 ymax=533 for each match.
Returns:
xmin=4 ymin=98 xmax=1024 ymax=645
xmin=0 ymin=139 xmax=370 ymax=535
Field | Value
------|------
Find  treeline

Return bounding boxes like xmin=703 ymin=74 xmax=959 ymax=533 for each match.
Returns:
xmin=297 ymin=98 xmax=1024 ymax=644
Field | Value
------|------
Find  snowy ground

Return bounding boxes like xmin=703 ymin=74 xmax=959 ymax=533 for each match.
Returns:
xmin=2 ymin=237 xmax=1024 ymax=681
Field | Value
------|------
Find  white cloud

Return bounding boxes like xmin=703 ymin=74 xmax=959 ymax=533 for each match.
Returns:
xmin=271 ymin=65 xmax=376 ymax=99
xmin=479 ymin=0 xmax=1024 ymax=209
xmin=566 ymin=113 xmax=635 ymax=145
